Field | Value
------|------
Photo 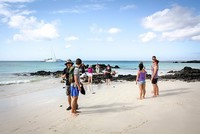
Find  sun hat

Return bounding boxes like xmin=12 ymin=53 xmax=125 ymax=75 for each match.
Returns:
xmin=65 ymin=59 xmax=74 ymax=65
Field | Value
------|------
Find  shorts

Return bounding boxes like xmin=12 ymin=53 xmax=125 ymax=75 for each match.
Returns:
xmin=66 ymin=85 xmax=70 ymax=96
xmin=105 ymin=73 xmax=112 ymax=79
xmin=138 ymin=80 xmax=146 ymax=85
xmin=152 ymin=78 xmax=158 ymax=84
xmin=87 ymin=73 xmax=93 ymax=77
xmin=70 ymin=86 xmax=79 ymax=97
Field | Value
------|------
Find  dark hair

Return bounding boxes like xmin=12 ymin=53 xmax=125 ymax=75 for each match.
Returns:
xmin=76 ymin=58 xmax=82 ymax=65
xmin=139 ymin=63 xmax=144 ymax=71
xmin=152 ymin=56 xmax=156 ymax=59
xmin=155 ymin=60 xmax=159 ymax=64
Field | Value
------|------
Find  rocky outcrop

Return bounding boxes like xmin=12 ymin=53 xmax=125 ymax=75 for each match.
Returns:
xmin=29 ymin=66 xmax=200 ymax=83
xmin=173 ymin=60 xmax=200 ymax=63
xmin=161 ymin=66 xmax=200 ymax=82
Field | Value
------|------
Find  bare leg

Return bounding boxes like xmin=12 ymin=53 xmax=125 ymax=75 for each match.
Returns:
xmin=152 ymin=84 xmax=157 ymax=97
xmin=142 ymin=84 xmax=146 ymax=99
xmin=138 ymin=84 xmax=143 ymax=100
xmin=68 ymin=95 xmax=71 ymax=107
xmin=156 ymin=84 xmax=159 ymax=96
xmin=108 ymin=79 xmax=111 ymax=85
xmin=71 ymin=97 xmax=78 ymax=116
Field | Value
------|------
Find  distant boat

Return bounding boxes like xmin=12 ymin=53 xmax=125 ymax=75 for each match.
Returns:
xmin=44 ymin=49 xmax=57 ymax=62
xmin=44 ymin=58 xmax=57 ymax=62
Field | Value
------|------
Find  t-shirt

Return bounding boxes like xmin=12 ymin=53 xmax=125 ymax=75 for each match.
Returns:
xmin=88 ymin=67 xmax=93 ymax=73
xmin=74 ymin=66 xmax=80 ymax=85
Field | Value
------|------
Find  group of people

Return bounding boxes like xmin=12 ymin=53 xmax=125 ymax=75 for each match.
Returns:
xmin=135 ymin=56 xmax=159 ymax=100
xmin=61 ymin=56 xmax=160 ymax=116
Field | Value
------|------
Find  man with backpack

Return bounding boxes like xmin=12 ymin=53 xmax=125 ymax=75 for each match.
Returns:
xmin=62 ymin=59 xmax=75 ymax=110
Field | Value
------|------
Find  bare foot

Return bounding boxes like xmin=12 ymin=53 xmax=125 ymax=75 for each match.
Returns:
xmin=152 ymin=95 xmax=157 ymax=97
xmin=76 ymin=111 xmax=81 ymax=113
xmin=71 ymin=113 xmax=79 ymax=117
xmin=137 ymin=97 xmax=143 ymax=100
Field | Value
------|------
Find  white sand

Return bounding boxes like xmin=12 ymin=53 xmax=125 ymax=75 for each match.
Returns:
xmin=0 ymin=78 xmax=200 ymax=134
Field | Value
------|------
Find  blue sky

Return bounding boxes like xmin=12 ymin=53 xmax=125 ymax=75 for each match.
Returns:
xmin=0 ymin=0 xmax=200 ymax=61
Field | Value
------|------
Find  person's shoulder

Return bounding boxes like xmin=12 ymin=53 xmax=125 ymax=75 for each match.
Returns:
xmin=142 ymin=69 xmax=147 ymax=72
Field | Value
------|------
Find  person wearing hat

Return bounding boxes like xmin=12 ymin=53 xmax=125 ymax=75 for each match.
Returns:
xmin=62 ymin=59 xmax=75 ymax=110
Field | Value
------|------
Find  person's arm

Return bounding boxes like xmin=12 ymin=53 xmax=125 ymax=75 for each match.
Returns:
xmin=74 ymin=75 xmax=81 ymax=91
xmin=136 ymin=71 xmax=140 ymax=84
xmin=61 ymin=69 xmax=66 ymax=79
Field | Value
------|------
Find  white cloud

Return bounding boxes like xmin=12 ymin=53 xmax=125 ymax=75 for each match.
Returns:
xmin=0 ymin=0 xmax=59 ymax=41
xmin=13 ymin=23 xmax=59 ymax=41
xmin=120 ymin=4 xmax=136 ymax=11
xmin=64 ymin=36 xmax=79 ymax=41
xmin=65 ymin=44 xmax=71 ymax=48
xmin=162 ymin=24 xmax=200 ymax=41
xmin=53 ymin=4 xmax=104 ymax=14
xmin=192 ymin=35 xmax=200 ymax=41
xmin=139 ymin=32 xmax=157 ymax=42
xmin=107 ymin=27 xmax=121 ymax=34
xmin=141 ymin=5 xmax=200 ymax=41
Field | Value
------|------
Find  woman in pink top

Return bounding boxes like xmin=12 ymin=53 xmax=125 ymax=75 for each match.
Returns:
xmin=87 ymin=65 xmax=93 ymax=83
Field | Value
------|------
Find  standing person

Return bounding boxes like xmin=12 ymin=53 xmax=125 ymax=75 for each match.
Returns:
xmin=95 ymin=64 xmax=100 ymax=74
xmin=105 ymin=64 xmax=112 ymax=85
xmin=136 ymin=62 xmax=147 ymax=100
xmin=151 ymin=56 xmax=159 ymax=97
xmin=70 ymin=58 xmax=82 ymax=116
xmin=87 ymin=65 xmax=95 ymax=94
xmin=87 ymin=65 xmax=93 ymax=83
xmin=61 ymin=59 xmax=74 ymax=110
xmin=80 ymin=63 xmax=87 ymax=80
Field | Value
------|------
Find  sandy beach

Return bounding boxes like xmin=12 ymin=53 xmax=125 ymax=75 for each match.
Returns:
xmin=0 ymin=78 xmax=200 ymax=134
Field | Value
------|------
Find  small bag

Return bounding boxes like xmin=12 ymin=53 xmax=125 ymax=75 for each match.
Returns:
xmin=80 ymin=82 xmax=86 ymax=95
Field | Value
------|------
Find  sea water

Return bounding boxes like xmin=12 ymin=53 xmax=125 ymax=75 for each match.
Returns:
xmin=0 ymin=61 xmax=199 ymax=85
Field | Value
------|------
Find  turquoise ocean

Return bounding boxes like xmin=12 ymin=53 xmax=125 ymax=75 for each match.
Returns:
xmin=0 ymin=61 xmax=199 ymax=85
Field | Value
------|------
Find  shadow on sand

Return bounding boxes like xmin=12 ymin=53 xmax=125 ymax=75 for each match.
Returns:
xmin=80 ymin=103 xmax=142 ymax=115
xmin=159 ymin=88 xmax=191 ymax=97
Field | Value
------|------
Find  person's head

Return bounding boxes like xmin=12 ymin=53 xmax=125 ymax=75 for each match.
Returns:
xmin=65 ymin=59 xmax=74 ymax=67
xmin=76 ymin=58 xmax=82 ymax=67
xmin=139 ymin=63 xmax=144 ymax=71
xmin=152 ymin=56 xmax=157 ymax=61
